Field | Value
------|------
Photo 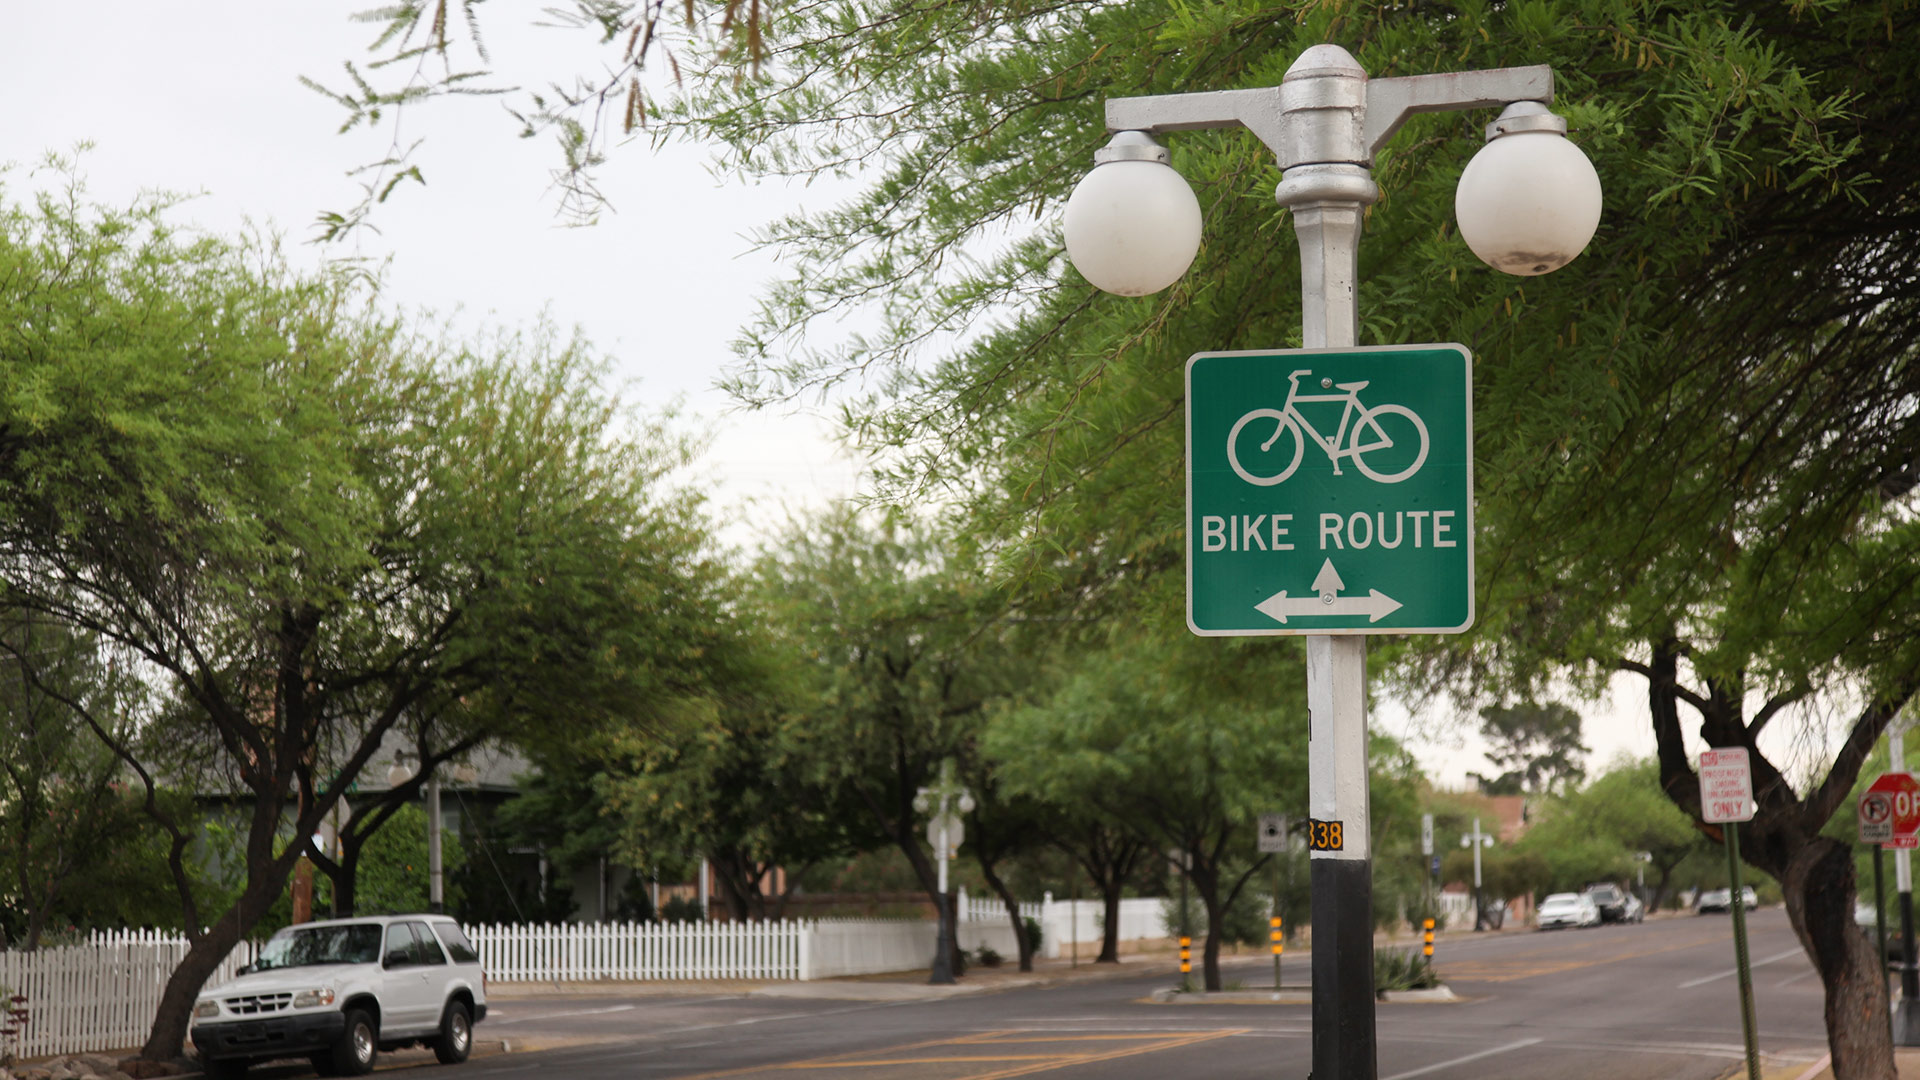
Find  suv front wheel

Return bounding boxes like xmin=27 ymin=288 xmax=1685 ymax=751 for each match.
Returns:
xmin=323 ymin=1007 xmax=379 ymax=1077
xmin=433 ymin=999 xmax=473 ymax=1064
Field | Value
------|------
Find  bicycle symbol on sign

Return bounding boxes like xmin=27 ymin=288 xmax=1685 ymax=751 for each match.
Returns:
xmin=1227 ymin=369 xmax=1431 ymax=486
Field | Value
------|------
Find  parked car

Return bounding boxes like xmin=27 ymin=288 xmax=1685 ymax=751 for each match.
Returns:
xmin=1537 ymin=892 xmax=1602 ymax=930
xmin=1696 ymin=886 xmax=1759 ymax=914
xmin=1854 ymin=899 xmax=1912 ymax=961
xmin=191 ymin=914 xmax=487 ymax=1079
xmin=1583 ymin=883 xmax=1644 ymax=924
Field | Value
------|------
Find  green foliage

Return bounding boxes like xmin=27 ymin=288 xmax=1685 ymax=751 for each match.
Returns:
xmin=1470 ymin=703 xmax=1589 ymax=796
xmin=1 ymin=171 xmax=728 ymax=1057
xmin=1516 ymin=759 xmax=1704 ymax=904
xmin=660 ymin=895 xmax=706 ymax=923
xmin=1374 ymin=947 xmax=1440 ymax=993
xmin=336 ymin=804 xmax=465 ymax=917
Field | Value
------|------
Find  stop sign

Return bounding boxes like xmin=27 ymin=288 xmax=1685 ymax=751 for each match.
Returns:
xmin=1867 ymin=772 xmax=1920 ymax=848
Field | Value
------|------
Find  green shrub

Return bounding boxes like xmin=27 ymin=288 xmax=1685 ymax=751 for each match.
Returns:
xmin=1373 ymin=947 xmax=1439 ymax=993
xmin=974 ymin=944 xmax=1003 ymax=967
xmin=660 ymin=895 xmax=706 ymax=923
xmin=1023 ymin=916 xmax=1043 ymax=955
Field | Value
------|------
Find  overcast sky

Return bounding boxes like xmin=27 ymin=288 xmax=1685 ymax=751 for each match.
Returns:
xmin=2 ymin=1 xmax=866 ymax=556
xmin=5 ymin=4 xmax=1847 ymax=793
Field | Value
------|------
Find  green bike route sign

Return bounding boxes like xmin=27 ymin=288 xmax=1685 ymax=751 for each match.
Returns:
xmin=1186 ymin=343 xmax=1474 ymax=636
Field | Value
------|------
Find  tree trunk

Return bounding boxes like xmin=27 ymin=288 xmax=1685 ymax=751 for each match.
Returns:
xmin=331 ymin=834 xmax=365 ymax=918
xmin=140 ymin=876 xmax=283 ymax=1061
xmin=979 ymin=860 xmax=1034 ymax=972
xmin=1191 ymin=864 xmax=1224 ymax=991
xmin=1098 ymin=885 xmax=1123 ymax=964
xmin=1781 ymin=837 xmax=1894 ymax=1080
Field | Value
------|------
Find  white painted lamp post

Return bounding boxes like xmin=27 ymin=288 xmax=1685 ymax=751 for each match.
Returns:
xmin=914 ymin=760 xmax=976 ymax=985
xmin=1061 ymin=45 xmax=1600 ymax=1080
xmin=1462 ymin=818 xmax=1496 ymax=931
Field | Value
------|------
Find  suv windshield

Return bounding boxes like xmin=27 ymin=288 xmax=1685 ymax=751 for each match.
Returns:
xmin=253 ymin=924 xmax=383 ymax=971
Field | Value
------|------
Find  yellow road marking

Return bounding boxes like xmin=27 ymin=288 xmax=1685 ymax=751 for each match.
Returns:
xmin=1440 ymin=930 xmax=1752 ymax=983
xmin=668 ymin=1028 xmax=1245 ymax=1079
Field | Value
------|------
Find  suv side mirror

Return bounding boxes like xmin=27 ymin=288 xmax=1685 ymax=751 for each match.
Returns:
xmin=384 ymin=948 xmax=412 ymax=969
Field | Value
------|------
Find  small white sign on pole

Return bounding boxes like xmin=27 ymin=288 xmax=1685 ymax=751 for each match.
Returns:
xmin=1258 ymin=813 xmax=1288 ymax=854
xmin=1421 ymin=813 xmax=1434 ymax=856
xmin=927 ymin=812 xmax=964 ymax=853
xmin=1699 ymin=747 xmax=1756 ymax=824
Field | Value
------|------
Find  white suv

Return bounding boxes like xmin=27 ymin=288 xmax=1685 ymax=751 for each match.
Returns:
xmin=190 ymin=914 xmax=487 ymax=1079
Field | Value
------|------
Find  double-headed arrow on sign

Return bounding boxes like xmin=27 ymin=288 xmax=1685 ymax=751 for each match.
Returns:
xmin=1255 ymin=559 xmax=1404 ymax=624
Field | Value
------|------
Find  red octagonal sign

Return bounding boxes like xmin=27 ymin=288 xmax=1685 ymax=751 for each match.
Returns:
xmin=1867 ymin=772 xmax=1920 ymax=849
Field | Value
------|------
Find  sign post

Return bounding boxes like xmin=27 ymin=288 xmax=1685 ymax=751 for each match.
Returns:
xmin=1700 ymin=748 xmax=1760 ymax=1080
xmin=1867 ymin=762 xmax=1920 ymax=1042
xmin=1862 ymin=790 xmax=1894 ymax=987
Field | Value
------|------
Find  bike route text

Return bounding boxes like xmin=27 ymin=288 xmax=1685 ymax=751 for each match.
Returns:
xmin=1198 ymin=510 xmax=1460 ymax=553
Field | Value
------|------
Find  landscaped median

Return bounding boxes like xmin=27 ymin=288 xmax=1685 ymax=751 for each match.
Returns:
xmin=1146 ymin=985 xmax=1461 ymax=1005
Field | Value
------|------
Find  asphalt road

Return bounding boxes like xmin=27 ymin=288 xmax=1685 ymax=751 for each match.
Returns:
xmin=403 ymin=909 xmax=1836 ymax=1080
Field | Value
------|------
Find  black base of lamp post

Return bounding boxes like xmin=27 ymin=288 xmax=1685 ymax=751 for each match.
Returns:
xmin=929 ymin=897 xmax=955 ymax=985
xmin=1311 ymin=857 xmax=1377 ymax=1080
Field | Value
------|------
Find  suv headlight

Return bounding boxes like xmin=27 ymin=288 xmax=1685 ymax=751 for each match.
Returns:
xmin=193 ymin=1000 xmax=220 ymax=1019
xmin=292 ymin=988 xmax=336 ymax=1008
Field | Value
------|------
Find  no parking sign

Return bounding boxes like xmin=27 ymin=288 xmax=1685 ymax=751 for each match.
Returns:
xmin=1864 ymin=772 xmax=1920 ymax=849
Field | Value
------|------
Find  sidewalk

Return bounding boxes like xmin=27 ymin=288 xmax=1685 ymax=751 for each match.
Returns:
xmin=1731 ymin=1048 xmax=1920 ymax=1079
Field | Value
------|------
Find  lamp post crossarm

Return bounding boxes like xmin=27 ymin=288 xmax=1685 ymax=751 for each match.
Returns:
xmin=1103 ymin=63 xmax=1553 ymax=168
xmin=1363 ymin=65 xmax=1554 ymax=156
xmin=1105 ymin=87 xmax=1284 ymax=143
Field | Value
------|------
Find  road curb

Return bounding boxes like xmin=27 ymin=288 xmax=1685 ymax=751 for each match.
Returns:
xmin=1146 ymin=984 xmax=1461 ymax=1005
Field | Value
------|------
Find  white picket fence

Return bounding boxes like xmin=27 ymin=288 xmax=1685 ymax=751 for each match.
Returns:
xmin=954 ymin=888 xmax=1171 ymax=960
xmin=1 ymin=931 xmax=257 ymax=1060
xmin=467 ymin=920 xmax=804 ymax=981
xmin=956 ymin=890 xmax=1044 ymax=925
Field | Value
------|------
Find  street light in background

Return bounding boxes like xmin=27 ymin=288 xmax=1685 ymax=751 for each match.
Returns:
xmin=913 ymin=760 xmax=975 ymax=986
xmin=1061 ymin=42 xmax=1599 ymax=1080
xmin=1462 ymin=818 xmax=1496 ymax=931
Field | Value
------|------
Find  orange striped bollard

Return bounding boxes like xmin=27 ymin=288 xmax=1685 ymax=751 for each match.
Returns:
xmin=1423 ymin=917 xmax=1436 ymax=963
xmin=1271 ymin=915 xmax=1284 ymax=988
xmin=1179 ymin=935 xmax=1192 ymax=978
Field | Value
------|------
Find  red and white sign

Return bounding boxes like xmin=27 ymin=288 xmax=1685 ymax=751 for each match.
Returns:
xmin=1861 ymin=790 xmax=1895 ymax=844
xmin=1699 ymin=748 xmax=1755 ymax=824
xmin=1866 ymin=772 xmax=1920 ymax=849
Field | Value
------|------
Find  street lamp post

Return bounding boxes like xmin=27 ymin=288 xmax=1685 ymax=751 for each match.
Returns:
xmin=1062 ymin=44 xmax=1599 ymax=1080
xmin=1462 ymin=818 xmax=1496 ymax=931
xmin=913 ymin=760 xmax=976 ymax=985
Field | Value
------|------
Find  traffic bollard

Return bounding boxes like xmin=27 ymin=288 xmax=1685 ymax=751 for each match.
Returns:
xmin=1271 ymin=915 xmax=1284 ymax=988
xmin=1423 ymin=917 xmax=1435 ymax=961
xmin=1179 ymin=935 xmax=1192 ymax=977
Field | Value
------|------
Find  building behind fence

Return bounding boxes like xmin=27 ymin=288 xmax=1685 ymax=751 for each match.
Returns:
xmin=2 ymin=899 xmax=1169 ymax=1061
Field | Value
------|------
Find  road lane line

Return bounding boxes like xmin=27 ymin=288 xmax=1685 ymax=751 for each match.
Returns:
xmin=1379 ymin=1038 xmax=1543 ymax=1080
xmin=1677 ymin=947 xmax=1804 ymax=988
xmin=490 ymin=1003 xmax=638 ymax=1024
